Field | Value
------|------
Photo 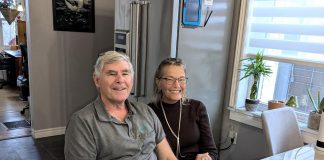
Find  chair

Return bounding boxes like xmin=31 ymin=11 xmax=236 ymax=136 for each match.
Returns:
xmin=19 ymin=44 xmax=30 ymax=114
xmin=0 ymin=52 xmax=14 ymax=89
xmin=261 ymin=107 xmax=304 ymax=156
xmin=0 ymin=54 xmax=8 ymax=88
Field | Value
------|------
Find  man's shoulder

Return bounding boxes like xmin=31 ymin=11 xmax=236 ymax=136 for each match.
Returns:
xmin=128 ymin=100 xmax=150 ymax=109
xmin=71 ymin=101 xmax=96 ymax=120
xmin=127 ymin=100 xmax=156 ymax=116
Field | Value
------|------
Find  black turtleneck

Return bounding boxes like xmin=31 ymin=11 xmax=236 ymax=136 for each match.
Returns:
xmin=148 ymin=99 xmax=218 ymax=160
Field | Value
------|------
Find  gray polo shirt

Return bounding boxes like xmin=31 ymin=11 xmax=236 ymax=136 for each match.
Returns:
xmin=64 ymin=97 xmax=165 ymax=160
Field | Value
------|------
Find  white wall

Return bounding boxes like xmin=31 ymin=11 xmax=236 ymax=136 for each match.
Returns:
xmin=26 ymin=0 xmax=115 ymax=137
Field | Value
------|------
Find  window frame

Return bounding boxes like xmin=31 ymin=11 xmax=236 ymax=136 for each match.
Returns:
xmin=230 ymin=0 xmax=324 ymax=122
xmin=0 ymin=18 xmax=4 ymax=47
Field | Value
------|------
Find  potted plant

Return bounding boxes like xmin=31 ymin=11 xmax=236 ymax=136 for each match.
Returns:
xmin=306 ymin=86 xmax=324 ymax=130
xmin=285 ymin=95 xmax=299 ymax=108
xmin=240 ymin=51 xmax=272 ymax=111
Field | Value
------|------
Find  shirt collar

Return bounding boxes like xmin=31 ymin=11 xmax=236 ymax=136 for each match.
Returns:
xmin=94 ymin=96 xmax=136 ymax=122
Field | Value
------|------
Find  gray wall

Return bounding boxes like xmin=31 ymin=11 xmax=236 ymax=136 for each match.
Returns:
xmin=27 ymin=0 xmax=114 ymax=131
xmin=177 ymin=0 xmax=234 ymax=143
xmin=219 ymin=1 xmax=268 ymax=160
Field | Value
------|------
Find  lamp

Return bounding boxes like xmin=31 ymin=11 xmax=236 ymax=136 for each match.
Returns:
xmin=316 ymin=110 xmax=324 ymax=151
xmin=17 ymin=3 xmax=23 ymax=12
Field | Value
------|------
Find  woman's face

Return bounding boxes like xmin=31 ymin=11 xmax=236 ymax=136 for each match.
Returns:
xmin=157 ymin=65 xmax=186 ymax=104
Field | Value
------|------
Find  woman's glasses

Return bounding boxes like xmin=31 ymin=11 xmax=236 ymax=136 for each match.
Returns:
xmin=159 ymin=77 xmax=188 ymax=85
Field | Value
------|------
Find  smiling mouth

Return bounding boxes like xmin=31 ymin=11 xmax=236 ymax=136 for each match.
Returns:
xmin=169 ymin=90 xmax=181 ymax=93
xmin=113 ymin=87 xmax=127 ymax=91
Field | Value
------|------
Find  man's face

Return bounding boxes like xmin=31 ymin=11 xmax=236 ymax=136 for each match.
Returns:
xmin=93 ymin=61 xmax=133 ymax=105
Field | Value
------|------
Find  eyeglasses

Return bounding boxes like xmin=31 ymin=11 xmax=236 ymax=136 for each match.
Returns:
xmin=159 ymin=77 xmax=188 ymax=85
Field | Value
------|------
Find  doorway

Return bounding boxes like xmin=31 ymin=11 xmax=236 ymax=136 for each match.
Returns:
xmin=0 ymin=0 xmax=30 ymax=140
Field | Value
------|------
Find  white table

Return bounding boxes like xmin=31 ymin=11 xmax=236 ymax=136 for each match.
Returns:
xmin=261 ymin=144 xmax=324 ymax=160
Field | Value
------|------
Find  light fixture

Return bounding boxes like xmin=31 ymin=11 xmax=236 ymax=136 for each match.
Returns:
xmin=17 ymin=3 xmax=23 ymax=12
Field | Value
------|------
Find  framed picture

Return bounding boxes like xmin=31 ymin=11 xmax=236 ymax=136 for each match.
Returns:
xmin=52 ymin=0 xmax=95 ymax=32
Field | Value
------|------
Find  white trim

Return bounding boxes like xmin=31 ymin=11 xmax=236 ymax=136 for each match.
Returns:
xmin=0 ymin=19 xmax=4 ymax=47
xmin=228 ymin=108 xmax=318 ymax=144
xmin=229 ymin=0 xmax=249 ymax=107
xmin=229 ymin=107 xmax=262 ymax=128
xmin=32 ymin=126 xmax=66 ymax=139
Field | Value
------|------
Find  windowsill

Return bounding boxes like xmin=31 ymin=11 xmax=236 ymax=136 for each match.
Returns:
xmin=228 ymin=107 xmax=318 ymax=144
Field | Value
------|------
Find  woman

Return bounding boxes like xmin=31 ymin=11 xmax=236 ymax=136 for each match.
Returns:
xmin=148 ymin=58 xmax=218 ymax=160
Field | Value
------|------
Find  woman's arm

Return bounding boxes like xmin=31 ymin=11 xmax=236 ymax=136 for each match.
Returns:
xmin=197 ymin=102 xmax=218 ymax=160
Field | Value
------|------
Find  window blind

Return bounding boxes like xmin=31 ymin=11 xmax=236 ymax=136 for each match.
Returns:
xmin=244 ymin=0 xmax=324 ymax=68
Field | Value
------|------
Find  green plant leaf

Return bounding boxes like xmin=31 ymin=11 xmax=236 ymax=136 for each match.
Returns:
xmin=307 ymin=86 xmax=319 ymax=112
xmin=239 ymin=51 xmax=272 ymax=99
xmin=286 ymin=96 xmax=298 ymax=107
xmin=319 ymin=97 xmax=324 ymax=114
xmin=318 ymin=91 xmax=321 ymax=111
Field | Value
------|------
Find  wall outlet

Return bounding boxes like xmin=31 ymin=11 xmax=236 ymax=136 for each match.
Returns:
xmin=229 ymin=130 xmax=238 ymax=144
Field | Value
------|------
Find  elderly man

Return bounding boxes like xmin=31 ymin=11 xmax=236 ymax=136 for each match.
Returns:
xmin=64 ymin=51 xmax=176 ymax=160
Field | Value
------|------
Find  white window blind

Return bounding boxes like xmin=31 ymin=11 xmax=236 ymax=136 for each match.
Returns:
xmin=244 ymin=0 xmax=324 ymax=68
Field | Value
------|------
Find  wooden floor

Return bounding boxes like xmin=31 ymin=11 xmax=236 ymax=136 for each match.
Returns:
xmin=0 ymin=85 xmax=30 ymax=140
xmin=0 ymin=85 xmax=65 ymax=159
xmin=0 ymin=134 xmax=65 ymax=160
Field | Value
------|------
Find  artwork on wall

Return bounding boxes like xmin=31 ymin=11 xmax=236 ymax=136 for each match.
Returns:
xmin=52 ymin=0 xmax=95 ymax=32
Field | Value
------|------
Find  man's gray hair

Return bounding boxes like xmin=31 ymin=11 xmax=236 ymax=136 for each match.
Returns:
xmin=93 ymin=51 xmax=134 ymax=77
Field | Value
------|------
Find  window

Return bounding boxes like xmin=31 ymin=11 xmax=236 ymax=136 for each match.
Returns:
xmin=231 ymin=0 xmax=324 ymax=117
xmin=0 ymin=0 xmax=20 ymax=48
xmin=1 ymin=18 xmax=17 ymax=47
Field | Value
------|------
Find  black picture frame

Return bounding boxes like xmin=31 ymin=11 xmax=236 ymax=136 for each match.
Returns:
xmin=52 ymin=0 xmax=95 ymax=32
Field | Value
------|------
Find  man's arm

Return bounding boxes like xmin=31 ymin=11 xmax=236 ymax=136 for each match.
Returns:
xmin=65 ymin=114 xmax=97 ymax=160
xmin=156 ymin=138 xmax=177 ymax=160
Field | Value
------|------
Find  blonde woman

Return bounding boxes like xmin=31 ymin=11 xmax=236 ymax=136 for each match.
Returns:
xmin=148 ymin=58 xmax=218 ymax=160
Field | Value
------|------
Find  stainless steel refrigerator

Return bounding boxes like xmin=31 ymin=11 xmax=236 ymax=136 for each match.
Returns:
xmin=114 ymin=0 xmax=234 ymax=142
xmin=114 ymin=0 xmax=179 ymax=103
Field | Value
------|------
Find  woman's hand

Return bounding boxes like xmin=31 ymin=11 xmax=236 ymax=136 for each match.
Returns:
xmin=195 ymin=152 xmax=212 ymax=160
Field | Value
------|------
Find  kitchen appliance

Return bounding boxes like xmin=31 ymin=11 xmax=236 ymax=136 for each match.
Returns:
xmin=114 ymin=0 xmax=179 ymax=102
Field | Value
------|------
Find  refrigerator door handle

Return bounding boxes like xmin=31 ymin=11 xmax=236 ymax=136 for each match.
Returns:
xmin=129 ymin=1 xmax=136 ymax=95
xmin=130 ymin=1 xmax=150 ymax=97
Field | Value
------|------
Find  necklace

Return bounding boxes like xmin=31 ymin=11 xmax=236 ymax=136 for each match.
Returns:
xmin=160 ymin=100 xmax=183 ymax=158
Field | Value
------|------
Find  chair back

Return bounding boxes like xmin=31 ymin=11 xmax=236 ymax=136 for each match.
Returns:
xmin=261 ymin=107 xmax=304 ymax=156
xmin=0 ymin=53 xmax=13 ymax=70
xmin=19 ymin=44 xmax=28 ymax=75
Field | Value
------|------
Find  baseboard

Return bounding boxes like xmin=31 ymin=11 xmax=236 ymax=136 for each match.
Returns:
xmin=32 ymin=126 xmax=66 ymax=139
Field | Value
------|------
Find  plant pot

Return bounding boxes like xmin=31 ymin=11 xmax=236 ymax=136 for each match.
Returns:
xmin=245 ymin=99 xmax=259 ymax=111
xmin=268 ymin=100 xmax=285 ymax=110
xmin=307 ymin=111 xmax=321 ymax=130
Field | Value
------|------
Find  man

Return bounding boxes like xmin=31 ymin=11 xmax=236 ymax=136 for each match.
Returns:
xmin=64 ymin=51 xmax=176 ymax=160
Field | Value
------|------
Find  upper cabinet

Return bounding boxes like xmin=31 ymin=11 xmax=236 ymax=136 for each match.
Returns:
xmin=17 ymin=20 xmax=26 ymax=45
